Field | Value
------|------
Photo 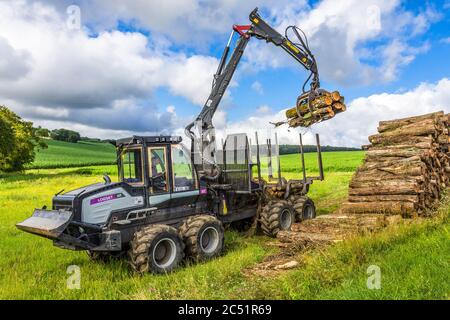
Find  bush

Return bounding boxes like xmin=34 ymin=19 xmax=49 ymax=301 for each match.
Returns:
xmin=0 ymin=106 xmax=47 ymax=172
xmin=50 ymin=128 xmax=81 ymax=143
xmin=35 ymin=126 xmax=50 ymax=138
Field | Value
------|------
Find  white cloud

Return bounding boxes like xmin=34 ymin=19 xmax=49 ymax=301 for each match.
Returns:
xmin=0 ymin=0 xmax=444 ymax=143
xmin=243 ymin=0 xmax=439 ymax=85
xmin=74 ymin=0 xmax=295 ymax=43
xmin=0 ymin=0 xmax=218 ymax=132
xmin=256 ymin=105 xmax=271 ymax=114
xmin=380 ymin=40 xmax=429 ymax=82
xmin=0 ymin=37 xmax=32 ymax=81
xmin=212 ymin=78 xmax=450 ymax=147
xmin=251 ymin=81 xmax=264 ymax=95
xmin=440 ymin=37 xmax=450 ymax=44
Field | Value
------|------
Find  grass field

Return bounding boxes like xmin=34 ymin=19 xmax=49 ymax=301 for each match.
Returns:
xmin=27 ymin=139 xmax=364 ymax=172
xmin=28 ymin=139 xmax=116 ymax=169
xmin=0 ymin=148 xmax=448 ymax=300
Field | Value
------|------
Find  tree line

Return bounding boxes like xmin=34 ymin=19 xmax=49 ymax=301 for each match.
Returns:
xmin=279 ymin=144 xmax=360 ymax=155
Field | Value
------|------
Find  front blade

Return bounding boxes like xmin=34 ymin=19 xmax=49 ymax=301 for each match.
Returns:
xmin=16 ymin=209 xmax=73 ymax=239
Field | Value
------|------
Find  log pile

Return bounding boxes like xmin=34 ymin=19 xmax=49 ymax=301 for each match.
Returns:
xmin=284 ymin=90 xmax=347 ymax=127
xmin=341 ymin=111 xmax=450 ymax=216
xmin=277 ymin=213 xmax=398 ymax=245
xmin=265 ymin=181 xmax=306 ymax=198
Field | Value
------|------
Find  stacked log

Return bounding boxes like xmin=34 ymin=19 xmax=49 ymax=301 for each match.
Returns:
xmin=285 ymin=90 xmax=347 ymax=127
xmin=341 ymin=111 xmax=450 ymax=216
xmin=277 ymin=213 xmax=397 ymax=244
xmin=265 ymin=181 xmax=305 ymax=198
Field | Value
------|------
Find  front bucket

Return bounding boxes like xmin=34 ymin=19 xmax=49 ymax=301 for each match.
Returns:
xmin=16 ymin=209 xmax=73 ymax=239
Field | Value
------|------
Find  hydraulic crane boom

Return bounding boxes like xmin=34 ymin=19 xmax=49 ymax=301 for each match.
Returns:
xmin=185 ymin=8 xmax=320 ymax=180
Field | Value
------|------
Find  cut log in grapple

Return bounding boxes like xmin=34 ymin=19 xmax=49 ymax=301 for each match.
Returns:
xmin=276 ymin=89 xmax=347 ymax=128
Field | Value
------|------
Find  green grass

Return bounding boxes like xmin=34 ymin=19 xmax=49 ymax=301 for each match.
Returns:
xmin=0 ymin=149 xmax=448 ymax=299
xmin=28 ymin=139 xmax=363 ymax=172
xmin=279 ymin=151 xmax=365 ymax=174
xmin=28 ymin=139 xmax=116 ymax=169
xmin=247 ymin=197 xmax=450 ymax=299
xmin=0 ymin=166 xmax=270 ymax=299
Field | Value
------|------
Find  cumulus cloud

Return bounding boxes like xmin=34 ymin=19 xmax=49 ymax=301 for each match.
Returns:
xmin=251 ymin=81 xmax=264 ymax=95
xmin=212 ymin=78 xmax=450 ymax=148
xmin=0 ymin=0 xmax=444 ymax=143
xmin=46 ymin=0 xmax=438 ymax=86
xmin=0 ymin=37 xmax=32 ymax=81
xmin=72 ymin=0 xmax=295 ymax=43
xmin=0 ymin=0 xmax=218 ymax=133
xmin=243 ymin=0 xmax=440 ymax=85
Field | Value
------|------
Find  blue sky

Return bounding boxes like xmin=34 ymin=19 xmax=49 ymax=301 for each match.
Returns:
xmin=0 ymin=0 xmax=449 ymax=146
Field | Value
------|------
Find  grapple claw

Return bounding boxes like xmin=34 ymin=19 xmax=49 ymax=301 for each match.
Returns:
xmin=283 ymin=89 xmax=347 ymax=128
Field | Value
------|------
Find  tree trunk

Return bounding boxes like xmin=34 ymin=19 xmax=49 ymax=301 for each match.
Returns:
xmin=347 ymin=194 xmax=419 ymax=203
xmin=378 ymin=111 xmax=444 ymax=133
xmin=340 ymin=201 xmax=415 ymax=215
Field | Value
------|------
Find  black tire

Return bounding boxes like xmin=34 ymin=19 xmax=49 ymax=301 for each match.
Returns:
xmin=301 ymin=198 xmax=316 ymax=220
xmin=259 ymin=200 xmax=295 ymax=237
xmin=87 ymin=250 xmax=125 ymax=262
xmin=288 ymin=195 xmax=316 ymax=222
xmin=128 ymin=224 xmax=184 ymax=274
xmin=179 ymin=215 xmax=224 ymax=261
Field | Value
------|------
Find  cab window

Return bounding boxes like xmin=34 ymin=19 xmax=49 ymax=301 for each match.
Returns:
xmin=121 ymin=149 xmax=143 ymax=184
xmin=149 ymin=147 xmax=168 ymax=193
xmin=172 ymin=145 xmax=196 ymax=192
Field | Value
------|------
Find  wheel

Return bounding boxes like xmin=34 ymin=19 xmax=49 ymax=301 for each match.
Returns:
xmin=259 ymin=200 xmax=295 ymax=237
xmin=128 ymin=224 xmax=184 ymax=274
xmin=288 ymin=195 xmax=316 ymax=221
xmin=179 ymin=215 xmax=224 ymax=261
xmin=302 ymin=198 xmax=316 ymax=220
xmin=87 ymin=250 xmax=125 ymax=262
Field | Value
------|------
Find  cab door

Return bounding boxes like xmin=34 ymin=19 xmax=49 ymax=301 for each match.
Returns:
xmin=148 ymin=146 xmax=171 ymax=208
xmin=170 ymin=144 xmax=199 ymax=207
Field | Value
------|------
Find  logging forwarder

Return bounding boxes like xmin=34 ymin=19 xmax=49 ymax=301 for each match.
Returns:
xmin=16 ymin=8 xmax=344 ymax=274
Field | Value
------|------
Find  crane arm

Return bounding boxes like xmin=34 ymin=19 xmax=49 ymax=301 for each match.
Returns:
xmin=185 ymin=7 xmax=320 ymax=180
xmin=248 ymin=8 xmax=319 ymax=91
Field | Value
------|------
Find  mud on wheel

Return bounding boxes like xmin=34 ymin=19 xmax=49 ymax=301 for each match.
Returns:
xmin=128 ymin=224 xmax=184 ymax=274
xmin=288 ymin=195 xmax=316 ymax=222
xmin=179 ymin=215 xmax=224 ymax=261
xmin=259 ymin=200 xmax=295 ymax=237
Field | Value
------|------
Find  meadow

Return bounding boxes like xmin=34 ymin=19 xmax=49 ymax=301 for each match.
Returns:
xmin=0 ymin=141 xmax=448 ymax=299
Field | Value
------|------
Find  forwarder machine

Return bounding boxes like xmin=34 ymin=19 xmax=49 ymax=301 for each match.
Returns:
xmin=17 ymin=8 xmax=327 ymax=273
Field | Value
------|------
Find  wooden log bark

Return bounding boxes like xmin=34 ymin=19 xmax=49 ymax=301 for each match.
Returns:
xmin=340 ymin=201 xmax=415 ymax=215
xmin=348 ymin=185 xmax=422 ymax=196
xmin=354 ymin=166 xmax=426 ymax=179
xmin=367 ymin=141 xmax=434 ymax=150
xmin=369 ymin=119 xmax=439 ymax=144
xmin=347 ymin=194 xmax=419 ymax=203
xmin=369 ymin=135 xmax=434 ymax=146
xmin=365 ymin=147 xmax=430 ymax=159
xmin=377 ymin=111 xmax=444 ymax=133
xmin=358 ymin=158 xmax=424 ymax=172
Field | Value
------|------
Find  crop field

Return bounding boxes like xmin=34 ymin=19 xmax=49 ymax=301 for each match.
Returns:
xmin=0 ymin=148 xmax=448 ymax=300
xmin=28 ymin=139 xmax=116 ymax=169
